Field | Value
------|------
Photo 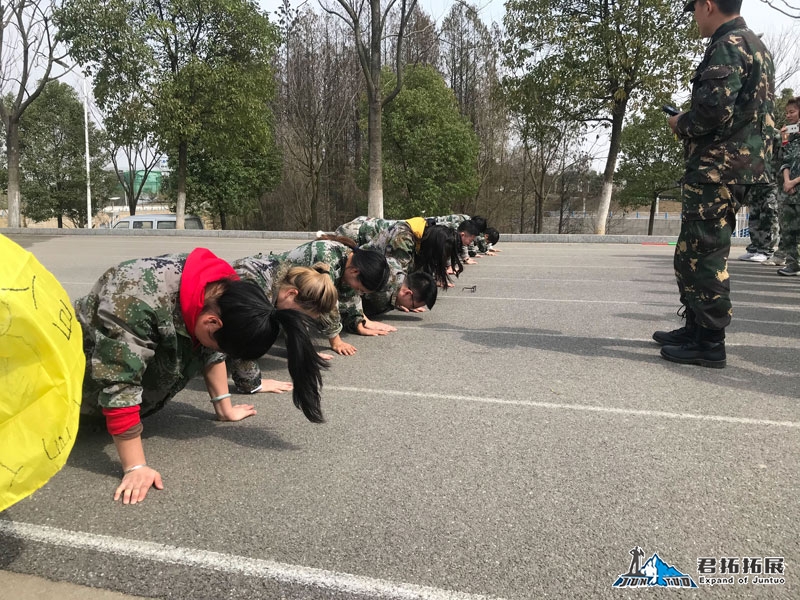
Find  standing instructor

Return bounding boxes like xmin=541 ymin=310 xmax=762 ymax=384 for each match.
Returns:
xmin=654 ymin=0 xmax=775 ymax=368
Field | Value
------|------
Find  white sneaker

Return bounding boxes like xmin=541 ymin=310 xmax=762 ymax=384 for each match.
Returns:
xmin=738 ymin=251 xmax=757 ymax=261
xmin=743 ymin=252 xmax=769 ymax=262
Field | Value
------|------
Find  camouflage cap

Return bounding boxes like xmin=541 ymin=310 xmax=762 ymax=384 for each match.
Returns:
xmin=683 ymin=0 xmax=695 ymax=11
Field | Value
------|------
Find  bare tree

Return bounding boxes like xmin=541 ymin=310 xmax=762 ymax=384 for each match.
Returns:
xmin=759 ymin=0 xmax=800 ymax=19
xmin=0 ymin=0 xmax=69 ymax=227
xmin=278 ymin=9 xmax=360 ymax=229
xmin=763 ymin=25 xmax=800 ymax=91
xmin=322 ymin=0 xmax=417 ymax=218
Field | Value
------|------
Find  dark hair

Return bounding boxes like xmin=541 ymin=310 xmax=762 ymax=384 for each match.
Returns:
xmin=470 ymin=216 xmax=488 ymax=233
xmin=212 ymin=279 xmax=326 ymax=423
xmin=788 ymin=97 xmax=800 ymax=111
xmin=419 ymin=224 xmax=462 ymax=286
xmin=350 ymin=247 xmax=390 ymax=292
xmin=406 ymin=271 xmax=437 ymax=310
xmin=714 ymin=0 xmax=742 ymax=15
xmin=458 ymin=220 xmax=480 ymax=237
xmin=485 ymin=227 xmax=500 ymax=245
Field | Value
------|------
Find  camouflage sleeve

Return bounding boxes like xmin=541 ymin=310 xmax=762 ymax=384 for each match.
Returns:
xmin=83 ymin=289 xmax=158 ymax=410
xmin=475 ymin=236 xmax=488 ymax=253
xmin=338 ymin=289 xmax=365 ymax=333
xmin=229 ymin=358 xmax=262 ymax=393
xmin=676 ymin=43 xmax=743 ymax=139
xmin=780 ymin=136 xmax=800 ymax=176
xmin=318 ymin=307 xmax=343 ymax=338
xmin=384 ymin=226 xmax=416 ymax=269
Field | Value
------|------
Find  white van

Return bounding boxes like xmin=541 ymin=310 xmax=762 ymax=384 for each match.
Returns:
xmin=113 ymin=214 xmax=204 ymax=230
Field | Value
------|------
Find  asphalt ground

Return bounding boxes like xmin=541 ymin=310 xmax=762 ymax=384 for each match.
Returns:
xmin=1 ymin=233 xmax=798 ymax=600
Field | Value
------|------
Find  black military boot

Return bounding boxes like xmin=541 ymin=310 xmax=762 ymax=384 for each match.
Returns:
xmin=653 ymin=306 xmax=696 ymax=346
xmin=660 ymin=326 xmax=726 ymax=369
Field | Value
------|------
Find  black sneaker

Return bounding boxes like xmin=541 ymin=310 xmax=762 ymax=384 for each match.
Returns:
xmin=777 ymin=264 xmax=800 ymax=276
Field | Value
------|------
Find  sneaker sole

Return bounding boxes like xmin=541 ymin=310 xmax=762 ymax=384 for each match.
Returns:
xmin=660 ymin=348 xmax=726 ymax=368
xmin=777 ymin=271 xmax=800 ymax=276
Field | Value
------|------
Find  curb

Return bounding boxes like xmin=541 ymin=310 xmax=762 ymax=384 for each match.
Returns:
xmin=0 ymin=228 xmax=751 ymax=245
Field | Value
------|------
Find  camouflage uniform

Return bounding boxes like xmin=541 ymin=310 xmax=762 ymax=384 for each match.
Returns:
xmin=778 ymin=129 xmax=800 ymax=266
xmin=335 ymin=216 xmax=396 ymax=244
xmin=673 ymin=16 xmax=775 ymax=330
xmin=744 ymin=139 xmax=780 ymax=255
xmin=269 ymin=241 xmax=365 ymax=335
xmin=76 ymin=255 xmax=225 ymax=418
xmin=336 ymin=216 xmax=419 ymax=272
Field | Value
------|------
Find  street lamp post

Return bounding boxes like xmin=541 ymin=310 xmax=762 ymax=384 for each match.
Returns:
xmin=83 ymin=77 xmax=92 ymax=228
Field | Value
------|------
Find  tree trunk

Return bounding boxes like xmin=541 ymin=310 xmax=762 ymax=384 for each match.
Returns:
xmin=220 ymin=210 xmax=227 ymax=230
xmin=176 ymin=141 xmax=188 ymax=229
xmin=648 ymin=193 xmax=658 ymax=236
xmin=594 ymin=98 xmax=627 ymax=234
xmin=6 ymin=120 xmax=21 ymax=228
xmin=519 ymin=143 xmax=527 ymax=234
xmin=367 ymin=94 xmax=383 ymax=218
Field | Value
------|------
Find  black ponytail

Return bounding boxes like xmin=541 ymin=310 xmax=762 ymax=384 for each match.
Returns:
xmin=214 ymin=280 xmax=280 ymax=359
xmin=272 ymin=309 xmax=327 ymax=423
xmin=418 ymin=225 xmax=462 ymax=287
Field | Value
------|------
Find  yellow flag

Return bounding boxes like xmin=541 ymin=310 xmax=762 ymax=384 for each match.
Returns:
xmin=0 ymin=234 xmax=83 ymax=511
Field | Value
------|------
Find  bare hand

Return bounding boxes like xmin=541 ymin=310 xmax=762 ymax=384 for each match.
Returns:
xmin=397 ymin=305 xmax=427 ymax=313
xmin=318 ymin=352 xmax=334 ymax=360
xmin=356 ymin=322 xmax=390 ymax=336
xmin=114 ymin=466 xmax=163 ymax=505
xmin=465 ymin=258 xmax=477 ymax=265
xmin=260 ymin=379 xmax=293 ymax=393
xmin=362 ymin=318 xmax=397 ymax=333
xmin=668 ymin=113 xmax=681 ymax=133
xmin=330 ymin=337 xmax=357 ymax=356
xmin=218 ymin=403 xmax=257 ymax=422
xmin=784 ymin=181 xmax=795 ymax=194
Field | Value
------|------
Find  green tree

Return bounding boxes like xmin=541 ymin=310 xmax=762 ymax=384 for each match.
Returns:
xmin=175 ymin=144 xmax=281 ymax=229
xmin=615 ymin=104 xmax=683 ymax=235
xmin=504 ymin=0 xmax=702 ymax=234
xmin=19 ymin=81 xmax=114 ymax=227
xmin=380 ymin=65 xmax=479 ymax=218
xmin=56 ymin=0 xmax=281 ymax=228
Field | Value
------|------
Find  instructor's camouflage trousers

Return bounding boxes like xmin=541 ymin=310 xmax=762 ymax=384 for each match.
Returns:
xmin=674 ymin=183 xmax=748 ymax=331
xmin=744 ymin=183 xmax=779 ymax=254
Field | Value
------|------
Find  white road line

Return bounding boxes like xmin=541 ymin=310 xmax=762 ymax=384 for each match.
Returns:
xmin=398 ymin=325 xmax=800 ymax=341
xmin=436 ymin=296 xmax=800 ymax=311
xmin=328 ymin=386 xmax=800 ymax=429
xmin=0 ymin=521 xmax=502 ymax=600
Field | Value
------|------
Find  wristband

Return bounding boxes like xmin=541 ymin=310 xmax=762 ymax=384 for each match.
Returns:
xmin=210 ymin=392 xmax=232 ymax=403
xmin=124 ymin=464 xmax=147 ymax=474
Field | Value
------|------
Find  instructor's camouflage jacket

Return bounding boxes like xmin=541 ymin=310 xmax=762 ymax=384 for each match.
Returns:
xmin=676 ymin=17 xmax=775 ymax=185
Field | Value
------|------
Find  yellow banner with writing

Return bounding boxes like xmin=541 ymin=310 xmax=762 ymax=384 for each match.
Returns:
xmin=0 ymin=234 xmax=83 ymax=512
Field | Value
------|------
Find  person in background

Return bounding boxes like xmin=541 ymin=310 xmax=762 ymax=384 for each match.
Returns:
xmin=775 ymin=97 xmax=800 ymax=276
